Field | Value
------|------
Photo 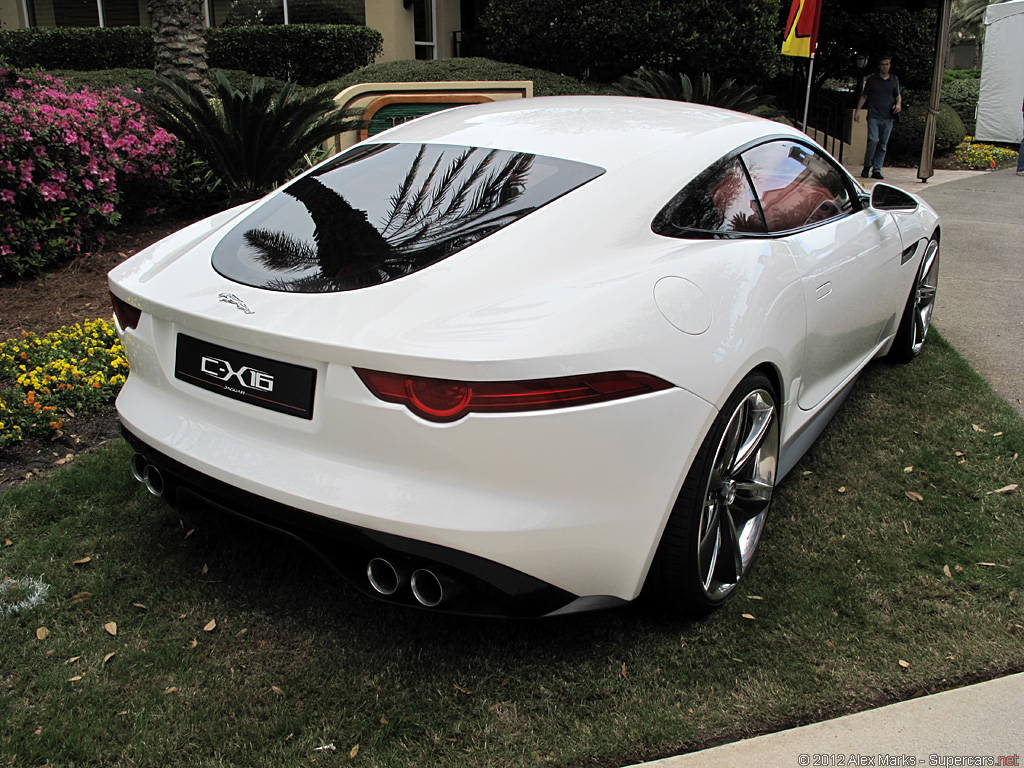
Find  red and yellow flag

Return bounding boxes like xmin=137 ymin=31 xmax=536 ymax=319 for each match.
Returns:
xmin=781 ymin=0 xmax=822 ymax=58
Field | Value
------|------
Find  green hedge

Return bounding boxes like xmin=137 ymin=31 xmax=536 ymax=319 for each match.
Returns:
xmin=941 ymin=77 xmax=980 ymax=136
xmin=207 ymin=24 xmax=381 ymax=85
xmin=887 ymin=101 xmax=966 ymax=163
xmin=0 ymin=27 xmax=152 ymax=70
xmin=0 ymin=24 xmax=381 ymax=85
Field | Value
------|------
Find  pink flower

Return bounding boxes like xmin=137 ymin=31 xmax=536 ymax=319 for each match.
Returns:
xmin=0 ymin=189 xmax=13 ymax=204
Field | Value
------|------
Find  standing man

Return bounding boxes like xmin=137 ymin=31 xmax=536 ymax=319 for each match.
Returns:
xmin=855 ymin=54 xmax=901 ymax=180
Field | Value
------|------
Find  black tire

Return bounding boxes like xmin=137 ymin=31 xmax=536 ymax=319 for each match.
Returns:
xmin=889 ymin=237 xmax=939 ymax=363
xmin=649 ymin=372 xmax=780 ymax=614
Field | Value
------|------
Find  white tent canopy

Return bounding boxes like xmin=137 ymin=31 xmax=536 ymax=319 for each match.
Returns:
xmin=975 ymin=0 xmax=1024 ymax=143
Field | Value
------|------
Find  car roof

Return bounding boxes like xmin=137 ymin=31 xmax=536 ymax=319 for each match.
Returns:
xmin=362 ymin=95 xmax=798 ymax=172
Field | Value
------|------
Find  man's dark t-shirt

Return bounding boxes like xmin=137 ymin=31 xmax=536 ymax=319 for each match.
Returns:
xmin=863 ymin=74 xmax=900 ymax=121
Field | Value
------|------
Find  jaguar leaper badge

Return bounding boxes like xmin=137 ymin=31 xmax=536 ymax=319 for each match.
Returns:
xmin=218 ymin=292 xmax=254 ymax=315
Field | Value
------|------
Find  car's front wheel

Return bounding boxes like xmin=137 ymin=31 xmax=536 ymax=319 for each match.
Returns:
xmin=890 ymin=237 xmax=939 ymax=363
xmin=650 ymin=372 xmax=780 ymax=614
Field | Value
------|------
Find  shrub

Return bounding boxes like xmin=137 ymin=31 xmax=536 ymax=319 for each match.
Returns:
xmin=207 ymin=24 xmax=382 ymax=85
xmin=0 ymin=319 xmax=126 ymax=446
xmin=480 ymin=0 xmax=781 ymax=83
xmin=941 ymin=77 xmax=980 ymax=136
xmin=0 ymin=28 xmax=153 ymax=70
xmin=0 ymin=67 xmax=176 ymax=281
xmin=610 ymin=67 xmax=776 ymax=115
xmin=1 ymin=25 xmax=380 ymax=86
xmin=886 ymin=101 xmax=966 ymax=164
xmin=328 ymin=57 xmax=608 ymax=97
xmin=139 ymin=70 xmax=363 ymax=202
xmin=50 ymin=67 xmax=287 ymax=97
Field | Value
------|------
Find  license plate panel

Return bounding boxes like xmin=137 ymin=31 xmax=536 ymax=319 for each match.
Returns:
xmin=174 ymin=334 xmax=316 ymax=419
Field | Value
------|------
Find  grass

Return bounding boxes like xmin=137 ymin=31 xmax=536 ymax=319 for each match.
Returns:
xmin=1 ymin=332 xmax=1022 ymax=767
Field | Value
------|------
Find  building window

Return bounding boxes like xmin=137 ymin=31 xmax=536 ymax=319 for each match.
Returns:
xmin=413 ymin=0 xmax=435 ymax=60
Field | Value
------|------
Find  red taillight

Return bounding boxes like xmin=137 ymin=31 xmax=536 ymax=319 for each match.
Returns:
xmin=355 ymin=369 xmax=672 ymax=423
xmin=110 ymin=291 xmax=141 ymax=330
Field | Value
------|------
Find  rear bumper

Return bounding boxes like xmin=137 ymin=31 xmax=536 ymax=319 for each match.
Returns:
xmin=122 ymin=427 xmax=621 ymax=617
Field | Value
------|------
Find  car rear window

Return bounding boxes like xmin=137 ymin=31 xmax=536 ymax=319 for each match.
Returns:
xmin=212 ymin=142 xmax=604 ymax=292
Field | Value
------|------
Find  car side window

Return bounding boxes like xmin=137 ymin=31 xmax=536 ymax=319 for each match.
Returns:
xmin=741 ymin=141 xmax=853 ymax=233
xmin=652 ymin=156 xmax=767 ymax=238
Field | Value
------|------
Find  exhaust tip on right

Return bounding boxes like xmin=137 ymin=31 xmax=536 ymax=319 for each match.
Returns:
xmin=410 ymin=569 xmax=444 ymax=608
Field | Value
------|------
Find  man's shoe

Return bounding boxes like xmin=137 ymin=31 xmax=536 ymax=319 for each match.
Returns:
xmin=1017 ymin=170 xmax=1024 ymax=176
xmin=861 ymin=166 xmax=871 ymax=178
xmin=871 ymin=171 xmax=884 ymax=180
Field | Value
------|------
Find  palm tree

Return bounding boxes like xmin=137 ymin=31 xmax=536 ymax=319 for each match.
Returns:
xmin=141 ymin=70 xmax=365 ymax=202
xmin=610 ymin=66 xmax=776 ymax=115
xmin=148 ymin=0 xmax=208 ymax=85
xmin=241 ymin=146 xmax=536 ymax=291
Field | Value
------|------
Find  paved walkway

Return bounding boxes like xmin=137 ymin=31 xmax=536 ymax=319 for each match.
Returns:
xmin=628 ymin=165 xmax=1024 ymax=767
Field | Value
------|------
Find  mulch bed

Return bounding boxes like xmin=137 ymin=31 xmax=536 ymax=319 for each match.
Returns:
xmin=0 ymin=218 xmax=196 ymax=489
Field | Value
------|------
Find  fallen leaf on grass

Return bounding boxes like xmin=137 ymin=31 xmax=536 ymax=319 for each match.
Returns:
xmin=986 ymin=484 xmax=1018 ymax=495
xmin=70 ymin=592 xmax=93 ymax=603
xmin=203 ymin=619 xmax=216 ymax=632
xmin=68 ymin=675 xmax=82 ymax=682
xmin=380 ymin=716 xmax=389 ymax=725
xmin=899 ymin=659 xmax=910 ymax=668
xmin=905 ymin=492 xmax=924 ymax=502
xmin=201 ymin=564 xmax=209 ymax=575
xmin=904 ymin=466 xmax=914 ymax=473
xmin=3 ymin=539 xmax=11 ymax=547
xmin=350 ymin=744 xmax=360 ymax=758
xmin=104 ymin=622 xmax=117 ymax=636
xmin=190 ymin=639 xmax=197 ymax=649
xmin=943 ymin=565 xmax=952 ymax=579
xmin=837 ymin=486 xmax=847 ymax=493
xmin=620 ymin=663 xmax=627 ymax=680
xmin=746 ymin=595 xmax=763 ymax=600
xmin=36 ymin=627 xmax=49 ymax=641
xmin=163 ymin=686 xmax=178 ymax=695
xmin=132 ymin=603 xmax=146 ymax=610
xmin=73 ymin=557 xmax=91 ymax=566
xmin=741 ymin=613 xmax=756 ymax=620
xmin=972 ymin=424 xmax=986 ymax=433
xmin=103 ymin=652 xmax=116 ymax=664
xmin=271 ymin=685 xmax=284 ymax=695
xmin=65 ymin=656 xmax=81 ymax=665
xmin=454 ymin=683 xmax=474 ymax=694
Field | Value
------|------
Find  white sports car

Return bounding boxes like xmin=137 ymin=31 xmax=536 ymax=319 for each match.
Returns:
xmin=108 ymin=96 xmax=940 ymax=617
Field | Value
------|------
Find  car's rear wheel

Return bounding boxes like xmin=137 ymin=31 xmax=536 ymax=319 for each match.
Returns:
xmin=890 ymin=237 xmax=939 ymax=363
xmin=651 ymin=372 xmax=779 ymax=614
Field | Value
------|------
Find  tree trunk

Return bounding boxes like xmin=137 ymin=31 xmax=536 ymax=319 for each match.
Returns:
xmin=149 ymin=0 xmax=208 ymax=86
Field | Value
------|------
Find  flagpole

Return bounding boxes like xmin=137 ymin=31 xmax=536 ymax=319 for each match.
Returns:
xmin=801 ymin=50 xmax=815 ymax=133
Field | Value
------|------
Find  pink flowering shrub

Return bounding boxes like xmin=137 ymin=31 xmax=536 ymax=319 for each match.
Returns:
xmin=0 ymin=67 xmax=176 ymax=281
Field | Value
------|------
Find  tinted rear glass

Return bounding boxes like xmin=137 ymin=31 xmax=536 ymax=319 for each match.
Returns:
xmin=212 ymin=142 xmax=604 ymax=292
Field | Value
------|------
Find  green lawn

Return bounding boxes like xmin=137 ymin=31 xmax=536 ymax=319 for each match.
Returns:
xmin=1 ymin=332 xmax=1022 ymax=767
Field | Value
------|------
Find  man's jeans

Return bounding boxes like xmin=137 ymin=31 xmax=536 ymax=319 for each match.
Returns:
xmin=864 ymin=117 xmax=894 ymax=171
xmin=1017 ymin=132 xmax=1024 ymax=172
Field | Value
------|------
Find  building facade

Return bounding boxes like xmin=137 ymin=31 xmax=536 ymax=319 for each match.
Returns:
xmin=0 ymin=0 xmax=481 ymax=63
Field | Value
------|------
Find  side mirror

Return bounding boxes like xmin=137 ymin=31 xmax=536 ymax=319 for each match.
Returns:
xmin=870 ymin=183 xmax=918 ymax=211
